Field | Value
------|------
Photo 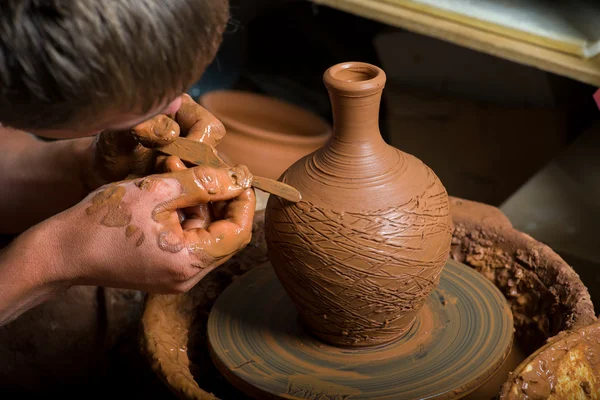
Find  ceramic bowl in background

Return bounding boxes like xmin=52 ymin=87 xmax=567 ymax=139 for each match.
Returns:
xmin=199 ymin=90 xmax=332 ymax=180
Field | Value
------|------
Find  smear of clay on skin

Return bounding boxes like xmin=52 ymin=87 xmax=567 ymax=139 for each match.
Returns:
xmin=125 ymin=225 xmax=145 ymax=247
xmin=86 ymin=185 xmax=132 ymax=227
xmin=125 ymin=225 xmax=138 ymax=238
xmin=158 ymin=231 xmax=184 ymax=253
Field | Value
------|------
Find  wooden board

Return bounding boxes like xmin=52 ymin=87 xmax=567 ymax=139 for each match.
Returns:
xmin=312 ymin=0 xmax=600 ymax=87
xmin=382 ymin=0 xmax=600 ymax=58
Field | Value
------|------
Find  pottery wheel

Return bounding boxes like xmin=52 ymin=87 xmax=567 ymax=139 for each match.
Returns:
xmin=207 ymin=260 xmax=513 ymax=399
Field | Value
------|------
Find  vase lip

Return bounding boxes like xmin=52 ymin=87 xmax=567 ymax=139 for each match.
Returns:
xmin=324 ymin=62 xmax=386 ymax=97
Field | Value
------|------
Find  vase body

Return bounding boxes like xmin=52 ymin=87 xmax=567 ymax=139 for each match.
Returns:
xmin=199 ymin=90 xmax=332 ymax=180
xmin=265 ymin=62 xmax=453 ymax=347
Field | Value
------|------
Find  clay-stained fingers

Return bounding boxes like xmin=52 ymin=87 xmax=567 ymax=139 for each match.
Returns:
xmin=92 ymin=130 xmax=154 ymax=185
xmin=156 ymin=154 xmax=213 ymax=228
xmin=130 ymin=114 xmax=180 ymax=148
xmin=210 ymin=201 xmax=229 ymax=220
xmin=181 ymin=205 xmax=213 ymax=230
xmin=97 ymin=129 xmax=139 ymax=157
xmin=155 ymin=154 xmax=187 ymax=174
xmin=184 ymin=188 xmax=256 ymax=261
xmin=151 ymin=165 xmax=253 ymax=221
xmin=175 ymin=94 xmax=226 ymax=147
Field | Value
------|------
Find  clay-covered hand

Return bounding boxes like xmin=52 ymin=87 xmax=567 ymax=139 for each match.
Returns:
xmin=51 ymin=164 xmax=256 ymax=293
xmin=82 ymin=94 xmax=227 ymax=191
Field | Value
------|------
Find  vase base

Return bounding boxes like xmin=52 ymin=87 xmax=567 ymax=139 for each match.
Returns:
xmin=299 ymin=311 xmax=418 ymax=349
xmin=208 ymin=260 xmax=513 ymax=400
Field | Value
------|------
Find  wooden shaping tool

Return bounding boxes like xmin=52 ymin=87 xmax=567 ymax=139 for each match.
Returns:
xmin=157 ymin=137 xmax=302 ymax=203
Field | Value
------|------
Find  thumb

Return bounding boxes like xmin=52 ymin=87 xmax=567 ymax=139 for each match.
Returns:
xmin=149 ymin=165 xmax=253 ymax=221
xmin=130 ymin=114 xmax=181 ymax=148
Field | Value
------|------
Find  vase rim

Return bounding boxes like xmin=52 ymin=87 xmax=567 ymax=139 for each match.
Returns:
xmin=199 ymin=90 xmax=332 ymax=146
xmin=324 ymin=62 xmax=386 ymax=97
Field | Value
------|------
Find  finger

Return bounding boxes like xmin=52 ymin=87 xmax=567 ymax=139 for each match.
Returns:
xmin=174 ymin=252 xmax=237 ymax=293
xmin=176 ymin=94 xmax=226 ymax=146
xmin=159 ymin=154 xmax=207 ymax=222
xmin=131 ymin=115 xmax=180 ymax=148
xmin=184 ymin=188 xmax=256 ymax=260
xmin=181 ymin=205 xmax=212 ymax=230
xmin=155 ymin=153 xmax=187 ymax=173
xmin=163 ymin=155 xmax=187 ymax=172
xmin=210 ymin=201 xmax=229 ymax=220
xmin=150 ymin=165 xmax=253 ymax=221
xmin=155 ymin=155 xmax=170 ymax=173
xmin=167 ymin=151 xmax=212 ymax=228
xmin=93 ymin=130 xmax=153 ymax=184
xmin=129 ymin=143 xmax=158 ymax=176
xmin=159 ymin=154 xmax=212 ymax=227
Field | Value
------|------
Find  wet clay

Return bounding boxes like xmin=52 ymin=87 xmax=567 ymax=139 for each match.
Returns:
xmin=157 ymin=138 xmax=302 ymax=203
xmin=86 ymin=185 xmax=131 ymax=227
xmin=264 ymin=62 xmax=453 ymax=347
xmin=139 ymin=197 xmax=596 ymax=400
xmin=86 ymin=165 xmax=253 ymax=267
xmin=140 ymin=210 xmax=268 ymax=400
xmin=175 ymin=93 xmax=227 ymax=148
xmin=125 ymin=224 xmax=145 ymax=247
xmin=207 ymin=260 xmax=513 ymax=400
xmin=500 ymin=321 xmax=600 ymax=399
xmin=449 ymin=197 xmax=597 ymax=353
xmin=464 ymin=342 xmax=528 ymax=399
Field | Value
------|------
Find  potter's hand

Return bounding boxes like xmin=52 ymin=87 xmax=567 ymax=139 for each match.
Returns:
xmin=83 ymin=94 xmax=226 ymax=191
xmin=52 ymin=164 xmax=255 ymax=293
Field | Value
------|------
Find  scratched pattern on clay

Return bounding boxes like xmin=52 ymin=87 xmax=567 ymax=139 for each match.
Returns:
xmin=266 ymin=181 xmax=451 ymax=347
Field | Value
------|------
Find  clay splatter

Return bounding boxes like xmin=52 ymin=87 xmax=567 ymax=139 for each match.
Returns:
xmin=86 ymin=185 xmax=131 ymax=227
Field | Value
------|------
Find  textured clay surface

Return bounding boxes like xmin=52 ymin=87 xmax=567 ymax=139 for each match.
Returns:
xmin=500 ymin=321 xmax=600 ymax=399
xmin=449 ymin=197 xmax=597 ymax=353
xmin=140 ymin=210 xmax=268 ymax=400
xmin=207 ymin=260 xmax=513 ymax=400
xmin=265 ymin=62 xmax=453 ymax=347
xmin=140 ymin=196 xmax=596 ymax=400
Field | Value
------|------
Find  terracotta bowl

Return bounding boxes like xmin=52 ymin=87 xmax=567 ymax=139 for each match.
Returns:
xmin=139 ymin=197 xmax=596 ymax=399
xmin=499 ymin=321 xmax=600 ymax=399
xmin=199 ymin=90 xmax=332 ymax=181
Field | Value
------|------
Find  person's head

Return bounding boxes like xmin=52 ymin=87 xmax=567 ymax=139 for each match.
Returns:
xmin=0 ymin=0 xmax=230 ymax=138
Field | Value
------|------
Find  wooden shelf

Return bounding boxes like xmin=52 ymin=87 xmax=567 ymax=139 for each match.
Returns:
xmin=312 ymin=0 xmax=600 ymax=87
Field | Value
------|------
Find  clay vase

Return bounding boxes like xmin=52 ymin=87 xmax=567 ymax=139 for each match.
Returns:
xmin=265 ymin=62 xmax=453 ymax=347
xmin=199 ymin=90 xmax=332 ymax=180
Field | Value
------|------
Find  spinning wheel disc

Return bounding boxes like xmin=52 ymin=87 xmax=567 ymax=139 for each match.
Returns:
xmin=208 ymin=260 xmax=513 ymax=399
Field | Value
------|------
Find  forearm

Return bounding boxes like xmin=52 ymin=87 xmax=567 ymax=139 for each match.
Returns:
xmin=0 ymin=222 xmax=68 ymax=326
xmin=0 ymin=126 xmax=93 ymax=233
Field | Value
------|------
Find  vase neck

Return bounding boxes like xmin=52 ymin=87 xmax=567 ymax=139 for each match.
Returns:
xmin=329 ymin=90 xmax=385 ymax=145
xmin=307 ymin=89 xmax=400 ymax=187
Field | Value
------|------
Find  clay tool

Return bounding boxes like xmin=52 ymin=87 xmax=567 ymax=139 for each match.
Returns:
xmin=157 ymin=137 xmax=302 ymax=203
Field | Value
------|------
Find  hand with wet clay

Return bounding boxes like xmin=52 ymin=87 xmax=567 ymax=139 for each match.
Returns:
xmin=0 ymin=95 xmax=228 ymax=235
xmin=84 ymin=93 xmax=227 ymax=191
xmin=0 ymin=164 xmax=255 ymax=325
